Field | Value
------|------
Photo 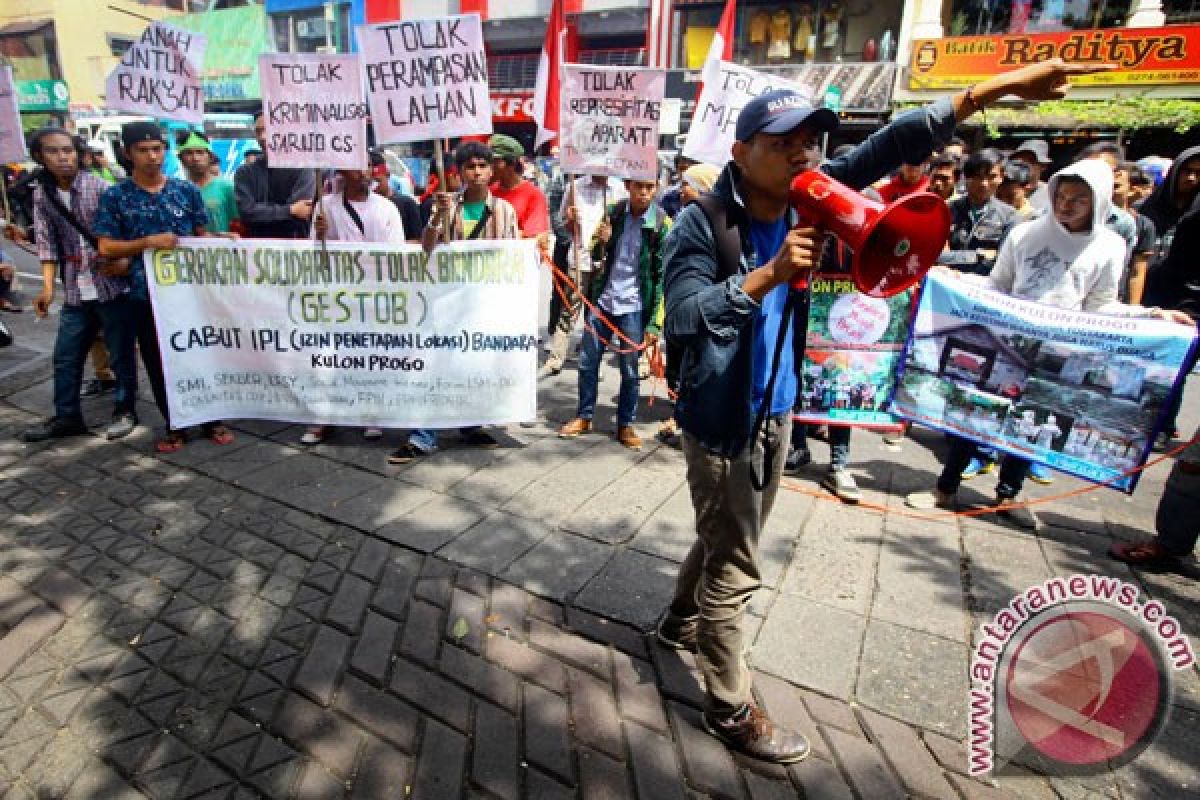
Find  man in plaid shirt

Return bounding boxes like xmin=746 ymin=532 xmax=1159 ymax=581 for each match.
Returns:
xmin=21 ymin=128 xmax=139 ymax=443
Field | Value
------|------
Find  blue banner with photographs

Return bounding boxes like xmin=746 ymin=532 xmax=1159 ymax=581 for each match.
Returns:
xmin=892 ymin=273 xmax=1198 ymax=493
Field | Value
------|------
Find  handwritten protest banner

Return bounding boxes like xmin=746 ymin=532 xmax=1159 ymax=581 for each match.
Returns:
xmin=357 ymin=14 xmax=492 ymax=144
xmin=106 ymin=22 xmax=205 ymax=123
xmin=795 ymin=274 xmax=911 ymax=431
xmin=560 ymin=64 xmax=665 ymax=180
xmin=0 ymin=67 xmax=26 ymax=164
xmin=893 ymin=273 xmax=1199 ymax=492
xmin=683 ymin=61 xmax=811 ymax=167
xmin=146 ymin=238 xmax=539 ymax=429
xmin=260 ymin=53 xmax=369 ymax=170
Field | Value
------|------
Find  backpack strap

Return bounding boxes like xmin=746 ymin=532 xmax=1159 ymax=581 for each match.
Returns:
xmin=693 ymin=192 xmax=743 ymax=281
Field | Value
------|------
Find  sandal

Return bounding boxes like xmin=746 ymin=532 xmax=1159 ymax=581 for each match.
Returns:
xmin=155 ymin=430 xmax=186 ymax=454
xmin=1109 ymin=541 xmax=1179 ymax=567
xmin=205 ymin=423 xmax=235 ymax=446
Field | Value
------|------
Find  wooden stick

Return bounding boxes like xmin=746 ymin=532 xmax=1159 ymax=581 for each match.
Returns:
xmin=432 ymin=139 xmax=449 ymax=243
xmin=0 ymin=174 xmax=11 ymax=223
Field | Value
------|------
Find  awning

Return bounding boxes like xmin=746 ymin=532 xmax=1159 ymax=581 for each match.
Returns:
xmin=165 ymin=5 xmax=272 ymax=103
xmin=264 ymin=0 xmax=327 ymax=12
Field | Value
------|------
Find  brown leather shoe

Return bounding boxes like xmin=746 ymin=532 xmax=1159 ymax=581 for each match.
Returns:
xmin=617 ymin=425 xmax=642 ymax=450
xmin=558 ymin=418 xmax=592 ymax=438
xmin=702 ymin=703 xmax=811 ymax=764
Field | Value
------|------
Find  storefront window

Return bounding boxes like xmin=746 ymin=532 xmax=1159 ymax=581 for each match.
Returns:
xmin=677 ymin=1 xmax=902 ymax=69
xmin=269 ymin=5 xmax=351 ymax=53
xmin=1165 ymin=0 xmax=1200 ymax=23
xmin=946 ymin=1 xmax=1136 ymax=36
xmin=0 ymin=23 xmax=61 ymax=82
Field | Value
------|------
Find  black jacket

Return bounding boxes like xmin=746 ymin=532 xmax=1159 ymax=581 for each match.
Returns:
xmin=233 ymin=157 xmax=315 ymax=238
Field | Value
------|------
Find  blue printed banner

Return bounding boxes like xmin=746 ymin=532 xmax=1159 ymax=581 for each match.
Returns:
xmin=892 ymin=273 xmax=1198 ymax=492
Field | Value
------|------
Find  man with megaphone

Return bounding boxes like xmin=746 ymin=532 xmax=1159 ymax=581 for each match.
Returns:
xmin=655 ymin=59 xmax=1116 ymax=765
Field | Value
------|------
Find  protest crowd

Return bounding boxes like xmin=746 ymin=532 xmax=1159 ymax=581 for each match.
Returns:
xmin=1 ymin=7 xmax=1200 ymax=773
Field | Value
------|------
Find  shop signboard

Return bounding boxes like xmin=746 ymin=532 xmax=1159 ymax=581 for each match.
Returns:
xmin=15 ymin=80 xmax=69 ymax=113
xmin=910 ymin=25 xmax=1200 ymax=89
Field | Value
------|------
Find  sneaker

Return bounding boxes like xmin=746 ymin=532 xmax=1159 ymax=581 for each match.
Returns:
xmin=617 ymin=425 xmax=642 ymax=450
xmin=961 ymin=457 xmax=995 ymax=480
xmin=558 ymin=418 xmax=592 ymax=438
xmin=537 ymin=362 xmax=562 ymax=379
xmin=462 ymin=429 xmax=499 ymax=448
xmin=20 ymin=416 xmax=88 ymax=443
xmin=655 ymin=611 xmax=698 ymax=652
xmin=387 ymin=443 xmax=429 ymax=464
xmin=300 ymin=426 xmax=325 ymax=445
xmin=821 ymin=469 xmax=862 ymax=504
xmin=905 ymin=489 xmax=956 ymax=510
xmin=702 ymin=703 xmax=811 ymax=764
xmin=363 ymin=427 xmax=383 ymax=440
xmin=995 ymin=497 xmax=1037 ymax=530
xmin=783 ymin=446 xmax=811 ymax=476
xmin=105 ymin=411 xmax=138 ymax=441
xmin=80 ymin=378 xmax=117 ymax=398
xmin=1027 ymin=463 xmax=1054 ymax=485
xmin=1154 ymin=431 xmax=1175 ymax=453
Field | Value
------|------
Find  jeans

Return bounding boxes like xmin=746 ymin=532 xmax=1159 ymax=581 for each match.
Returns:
xmin=1158 ymin=426 xmax=1200 ymax=556
xmin=52 ymin=297 xmax=137 ymax=421
xmin=936 ymin=435 xmax=1028 ymax=499
xmin=576 ymin=309 xmax=643 ymax=427
xmin=408 ymin=426 xmax=482 ymax=453
xmin=793 ymin=423 xmax=851 ymax=470
xmin=668 ymin=415 xmax=791 ymax=714
xmin=132 ymin=296 xmax=172 ymax=429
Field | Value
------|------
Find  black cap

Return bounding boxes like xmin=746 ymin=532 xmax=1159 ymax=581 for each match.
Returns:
xmin=121 ymin=121 xmax=166 ymax=149
xmin=735 ymin=89 xmax=838 ymax=142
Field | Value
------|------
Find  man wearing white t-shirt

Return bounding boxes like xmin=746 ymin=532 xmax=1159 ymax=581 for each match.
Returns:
xmin=300 ymin=167 xmax=405 ymax=445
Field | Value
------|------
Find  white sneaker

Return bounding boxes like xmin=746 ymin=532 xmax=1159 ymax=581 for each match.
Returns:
xmin=300 ymin=426 xmax=325 ymax=445
xmin=363 ymin=428 xmax=383 ymax=440
xmin=905 ymin=489 xmax=956 ymax=510
xmin=821 ymin=469 xmax=862 ymax=504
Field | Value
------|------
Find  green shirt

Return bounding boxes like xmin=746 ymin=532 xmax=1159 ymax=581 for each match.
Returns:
xmin=200 ymin=178 xmax=239 ymax=233
xmin=461 ymin=200 xmax=486 ymax=239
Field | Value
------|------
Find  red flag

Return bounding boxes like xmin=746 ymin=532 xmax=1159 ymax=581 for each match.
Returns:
xmin=698 ymin=0 xmax=737 ymax=98
xmin=532 ymin=0 xmax=573 ymax=150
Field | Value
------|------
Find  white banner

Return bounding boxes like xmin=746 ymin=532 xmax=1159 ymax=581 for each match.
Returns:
xmin=105 ymin=22 xmax=206 ymax=124
xmin=146 ymin=237 xmax=539 ymax=429
xmin=357 ymin=14 xmax=492 ymax=144
xmin=682 ymin=61 xmax=812 ymax=167
xmin=560 ymin=64 xmax=665 ymax=180
xmin=0 ymin=67 xmax=26 ymax=164
xmin=260 ymin=53 xmax=370 ymax=170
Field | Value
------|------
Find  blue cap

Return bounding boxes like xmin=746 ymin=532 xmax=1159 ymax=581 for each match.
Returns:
xmin=735 ymin=89 xmax=839 ymax=142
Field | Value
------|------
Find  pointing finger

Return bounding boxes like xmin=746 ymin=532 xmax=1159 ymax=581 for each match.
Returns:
xmin=1060 ymin=61 xmax=1118 ymax=74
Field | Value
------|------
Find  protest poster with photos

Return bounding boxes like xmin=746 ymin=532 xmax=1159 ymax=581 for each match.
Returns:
xmin=560 ymin=64 xmax=665 ymax=181
xmin=259 ymin=53 xmax=369 ymax=170
xmin=356 ymin=14 xmax=492 ymax=144
xmin=892 ymin=273 xmax=1199 ymax=492
xmin=146 ymin=238 xmax=540 ymax=430
xmin=795 ymin=274 xmax=911 ymax=431
xmin=106 ymin=22 xmax=206 ymax=123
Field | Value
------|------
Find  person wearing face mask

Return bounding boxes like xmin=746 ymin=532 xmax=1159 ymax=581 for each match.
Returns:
xmin=907 ymin=159 xmax=1194 ymax=523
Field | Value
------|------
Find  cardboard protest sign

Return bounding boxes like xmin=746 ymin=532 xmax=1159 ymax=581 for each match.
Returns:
xmin=682 ymin=61 xmax=811 ymax=167
xmin=357 ymin=14 xmax=492 ymax=144
xmin=0 ymin=67 xmax=26 ymax=164
xmin=795 ymin=274 xmax=911 ymax=431
xmin=146 ymin=237 xmax=539 ymax=429
xmin=560 ymin=64 xmax=665 ymax=180
xmin=260 ymin=53 xmax=369 ymax=170
xmin=106 ymin=22 xmax=206 ymax=123
xmin=893 ymin=273 xmax=1199 ymax=492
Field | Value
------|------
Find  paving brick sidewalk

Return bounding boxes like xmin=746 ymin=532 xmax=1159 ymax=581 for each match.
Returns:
xmin=0 ymin=350 xmax=1197 ymax=797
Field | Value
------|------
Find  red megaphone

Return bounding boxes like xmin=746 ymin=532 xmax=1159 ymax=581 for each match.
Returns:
xmin=789 ymin=171 xmax=951 ymax=298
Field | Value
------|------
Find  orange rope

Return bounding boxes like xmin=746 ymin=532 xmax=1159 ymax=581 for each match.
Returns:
xmin=782 ymin=434 xmax=1200 ymax=520
xmin=543 ymin=254 xmax=647 ymax=355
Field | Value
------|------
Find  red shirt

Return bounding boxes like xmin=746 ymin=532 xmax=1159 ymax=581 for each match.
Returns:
xmin=878 ymin=174 xmax=930 ymax=204
xmin=490 ymin=179 xmax=549 ymax=236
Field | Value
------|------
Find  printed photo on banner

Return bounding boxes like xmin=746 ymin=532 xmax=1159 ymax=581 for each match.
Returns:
xmin=560 ymin=64 xmax=665 ymax=180
xmin=0 ymin=67 xmax=26 ymax=163
xmin=357 ymin=14 xmax=492 ymax=144
xmin=105 ymin=21 xmax=206 ymax=124
xmin=796 ymin=275 xmax=911 ymax=430
xmin=892 ymin=273 xmax=1199 ymax=492
xmin=683 ymin=61 xmax=812 ymax=167
xmin=259 ymin=53 xmax=369 ymax=170
xmin=145 ymin=237 xmax=540 ymax=430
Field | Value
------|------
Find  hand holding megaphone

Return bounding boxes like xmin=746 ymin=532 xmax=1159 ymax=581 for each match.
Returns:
xmin=768 ymin=225 xmax=824 ymax=290
xmin=789 ymin=171 xmax=951 ymax=298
